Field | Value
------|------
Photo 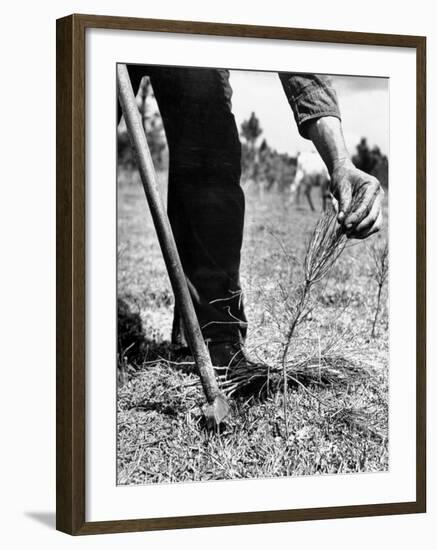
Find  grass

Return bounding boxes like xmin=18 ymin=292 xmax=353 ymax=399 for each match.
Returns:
xmin=117 ymin=167 xmax=389 ymax=485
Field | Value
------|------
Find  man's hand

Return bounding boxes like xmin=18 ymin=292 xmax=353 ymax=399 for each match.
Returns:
xmin=304 ymin=116 xmax=384 ymax=240
xmin=331 ymin=158 xmax=384 ymax=239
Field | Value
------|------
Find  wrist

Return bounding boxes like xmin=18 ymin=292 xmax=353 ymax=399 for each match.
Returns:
xmin=305 ymin=116 xmax=350 ymax=175
xmin=331 ymin=156 xmax=353 ymax=174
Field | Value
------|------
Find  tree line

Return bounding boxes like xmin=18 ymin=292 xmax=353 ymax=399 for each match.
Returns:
xmin=117 ymin=82 xmax=388 ymax=192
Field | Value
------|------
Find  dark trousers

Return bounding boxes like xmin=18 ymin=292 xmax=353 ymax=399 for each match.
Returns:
xmin=122 ymin=66 xmax=247 ymax=344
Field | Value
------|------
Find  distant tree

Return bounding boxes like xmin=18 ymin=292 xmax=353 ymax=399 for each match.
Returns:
xmin=239 ymin=113 xmax=297 ymax=195
xmin=118 ymin=76 xmax=168 ymax=170
xmin=240 ymin=112 xmax=263 ymax=149
xmin=240 ymin=112 xmax=262 ymax=184
xmin=137 ymin=77 xmax=168 ymax=169
xmin=352 ymin=138 xmax=374 ymax=173
xmin=259 ymin=138 xmax=269 ymax=152
xmin=352 ymin=137 xmax=389 ymax=188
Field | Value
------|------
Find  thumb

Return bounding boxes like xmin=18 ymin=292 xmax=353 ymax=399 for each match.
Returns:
xmin=337 ymin=183 xmax=352 ymax=224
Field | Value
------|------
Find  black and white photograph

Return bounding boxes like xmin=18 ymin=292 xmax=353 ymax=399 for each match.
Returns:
xmin=116 ymin=64 xmax=389 ymax=485
xmin=1 ymin=0 xmax=432 ymax=543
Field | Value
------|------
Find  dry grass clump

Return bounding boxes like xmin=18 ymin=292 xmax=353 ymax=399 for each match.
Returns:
xmin=216 ymin=348 xmax=371 ymax=399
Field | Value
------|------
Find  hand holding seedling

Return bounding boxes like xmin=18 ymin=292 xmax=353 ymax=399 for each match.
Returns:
xmin=305 ymin=116 xmax=384 ymax=239
xmin=330 ymin=158 xmax=383 ymax=238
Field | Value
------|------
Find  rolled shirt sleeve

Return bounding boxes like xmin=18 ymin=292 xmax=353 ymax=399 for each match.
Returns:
xmin=278 ymin=73 xmax=341 ymax=139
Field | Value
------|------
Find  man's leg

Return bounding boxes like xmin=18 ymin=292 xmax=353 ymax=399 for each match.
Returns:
xmin=137 ymin=66 xmax=247 ymax=349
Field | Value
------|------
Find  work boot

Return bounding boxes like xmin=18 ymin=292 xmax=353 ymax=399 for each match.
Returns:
xmin=208 ymin=341 xmax=268 ymax=397
xmin=207 ymin=341 xmax=249 ymax=369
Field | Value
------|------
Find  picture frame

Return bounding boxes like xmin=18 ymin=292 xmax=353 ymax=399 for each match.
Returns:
xmin=56 ymin=13 xmax=426 ymax=535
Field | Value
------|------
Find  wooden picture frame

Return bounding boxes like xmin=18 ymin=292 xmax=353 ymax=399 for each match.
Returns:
xmin=56 ymin=13 xmax=426 ymax=535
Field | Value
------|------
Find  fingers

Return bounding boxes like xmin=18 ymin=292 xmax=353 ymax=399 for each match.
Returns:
xmin=331 ymin=164 xmax=383 ymax=239
xmin=336 ymin=183 xmax=352 ymax=224
xmin=344 ymin=180 xmax=381 ymax=230
xmin=348 ymin=209 xmax=383 ymax=240
xmin=349 ymin=191 xmax=382 ymax=236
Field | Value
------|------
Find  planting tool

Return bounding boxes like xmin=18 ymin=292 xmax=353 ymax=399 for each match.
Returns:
xmin=117 ymin=63 xmax=230 ymax=429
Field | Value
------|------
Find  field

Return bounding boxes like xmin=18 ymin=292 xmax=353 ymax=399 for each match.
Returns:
xmin=117 ymin=167 xmax=389 ymax=485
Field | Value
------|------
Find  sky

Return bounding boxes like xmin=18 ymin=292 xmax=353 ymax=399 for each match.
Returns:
xmin=229 ymin=70 xmax=389 ymax=157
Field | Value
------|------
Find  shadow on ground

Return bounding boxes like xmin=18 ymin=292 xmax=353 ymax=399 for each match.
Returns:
xmin=117 ymin=296 xmax=193 ymax=373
